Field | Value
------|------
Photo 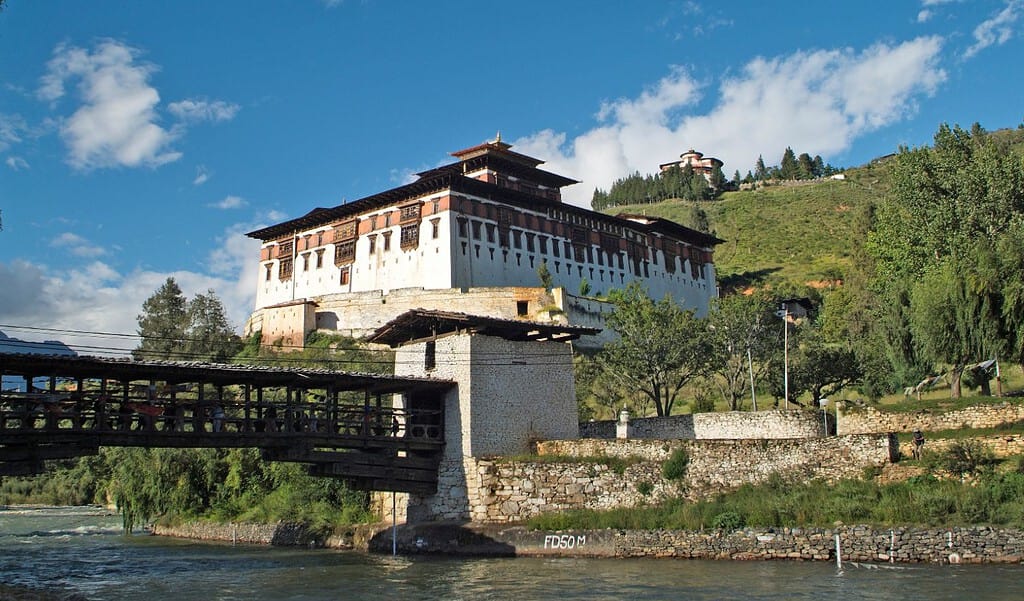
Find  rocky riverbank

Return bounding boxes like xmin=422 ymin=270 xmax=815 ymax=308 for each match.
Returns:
xmin=154 ymin=520 xmax=1024 ymax=564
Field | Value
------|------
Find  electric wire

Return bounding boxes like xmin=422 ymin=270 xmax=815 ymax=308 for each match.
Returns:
xmin=0 ymin=323 xmax=579 ymax=368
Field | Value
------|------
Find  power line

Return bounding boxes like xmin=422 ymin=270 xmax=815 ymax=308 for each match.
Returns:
xmin=0 ymin=323 xmax=585 ymax=359
xmin=0 ymin=327 xmax=577 ymax=369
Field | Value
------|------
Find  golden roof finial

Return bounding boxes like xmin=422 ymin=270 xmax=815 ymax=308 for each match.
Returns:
xmin=495 ymin=131 xmax=502 ymax=144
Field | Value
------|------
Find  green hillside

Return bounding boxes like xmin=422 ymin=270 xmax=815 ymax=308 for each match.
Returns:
xmin=604 ymin=161 xmax=892 ymax=292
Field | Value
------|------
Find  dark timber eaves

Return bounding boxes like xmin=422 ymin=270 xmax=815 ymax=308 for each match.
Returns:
xmin=367 ymin=309 xmax=600 ymax=348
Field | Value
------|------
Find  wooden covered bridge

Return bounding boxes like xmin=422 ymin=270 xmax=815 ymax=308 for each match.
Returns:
xmin=0 ymin=353 xmax=453 ymax=493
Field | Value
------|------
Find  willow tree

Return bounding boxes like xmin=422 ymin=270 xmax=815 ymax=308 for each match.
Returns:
xmin=598 ymin=283 xmax=707 ymax=416
xmin=868 ymin=123 xmax=1024 ymax=396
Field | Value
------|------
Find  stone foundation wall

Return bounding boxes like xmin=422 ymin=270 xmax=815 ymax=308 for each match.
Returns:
xmin=602 ymin=526 xmax=1024 ymax=563
xmin=152 ymin=520 xmax=1024 ymax=563
xmin=246 ymin=286 xmax=609 ymax=349
xmin=151 ymin=521 xmax=348 ymax=547
xmin=579 ymin=410 xmax=826 ymax=440
xmin=839 ymin=402 xmax=1024 ymax=435
xmin=460 ymin=435 xmax=894 ymax=523
xmin=372 ymin=523 xmax=1024 ymax=564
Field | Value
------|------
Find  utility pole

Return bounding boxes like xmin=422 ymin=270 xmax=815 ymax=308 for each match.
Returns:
xmin=775 ymin=303 xmax=790 ymax=410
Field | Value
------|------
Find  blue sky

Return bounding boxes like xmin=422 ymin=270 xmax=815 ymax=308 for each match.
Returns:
xmin=0 ymin=0 xmax=1022 ymax=353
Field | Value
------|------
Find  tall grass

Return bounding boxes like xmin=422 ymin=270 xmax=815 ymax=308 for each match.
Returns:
xmin=527 ymin=471 xmax=1024 ymax=531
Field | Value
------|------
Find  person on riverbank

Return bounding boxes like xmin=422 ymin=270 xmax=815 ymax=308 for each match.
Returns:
xmin=912 ymin=429 xmax=925 ymax=459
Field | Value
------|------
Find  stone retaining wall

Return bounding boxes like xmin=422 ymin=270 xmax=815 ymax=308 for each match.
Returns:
xmin=580 ymin=409 xmax=826 ymax=440
xmin=151 ymin=521 xmax=352 ymax=548
xmin=615 ymin=525 xmax=1024 ymax=563
xmin=153 ymin=521 xmax=1024 ymax=564
xmin=839 ymin=402 xmax=1024 ymax=435
xmin=897 ymin=433 xmax=1024 ymax=459
xmin=463 ymin=435 xmax=894 ymax=522
xmin=373 ymin=523 xmax=1024 ymax=564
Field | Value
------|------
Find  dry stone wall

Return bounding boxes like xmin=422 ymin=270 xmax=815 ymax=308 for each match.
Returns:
xmin=897 ymin=433 xmax=1024 ymax=459
xmin=462 ymin=435 xmax=894 ymax=523
xmin=579 ymin=410 xmax=826 ymax=440
xmin=839 ymin=402 xmax=1024 ymax=435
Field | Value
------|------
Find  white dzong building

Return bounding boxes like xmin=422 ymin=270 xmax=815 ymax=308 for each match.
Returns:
xmin=245 ymin=137 xmax=722 ymax=347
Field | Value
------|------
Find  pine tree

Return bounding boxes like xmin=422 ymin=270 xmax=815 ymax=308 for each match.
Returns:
xmin=135 ymin=279 xmax=239 ymax=362
xmin=812 ymin=155 xmax=826 ymax=178
xmin=797 ymin=153 xmax=815 ymax=179
xmin=135 ymin=277 xmax=188 ymax=360
xmin=688 ymin=205 xmax=711 ymax=234
xmin=709 ymin=165 xmax=727 ymax=190
xmin=754 ymin=155 xmax=768 ymax=181
xmin=779 ymin=147 xmax=799 ymax=180
xmin=186 ymin=290 xmax=241 ymax=362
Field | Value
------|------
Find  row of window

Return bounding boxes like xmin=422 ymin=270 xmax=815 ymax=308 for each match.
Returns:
xmin=456 ymin=217 xmax=706 ymax=278
xmin=267 ymin=199 xmax=445 ymax=258
xmin=266 ymin=219 xmax=443 ymax=280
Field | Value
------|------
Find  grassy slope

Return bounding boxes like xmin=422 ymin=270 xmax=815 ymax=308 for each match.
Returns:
xmin=604 ymin=161 xmax=891 ymax=291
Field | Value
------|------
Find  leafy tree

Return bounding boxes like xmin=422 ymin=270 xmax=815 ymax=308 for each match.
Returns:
xmin=134 ymin=277 xmax=188 ymax=360
xmin=706 ymin=293 xmax=777 ymax=410
xmin=997 ymin=222 xmax=1024 ymax=371
xmin=868 ymin=122 xmax=1024 ymax=395
xmin=598 ymin=283 xmax=708 ymax=416
xmin=788 ymin=335 xmax=862 ymax=404
xmin=909 ymin=258 xmax=1003 ymax=397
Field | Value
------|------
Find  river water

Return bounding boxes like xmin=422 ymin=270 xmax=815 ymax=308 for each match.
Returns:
xmin=2 ymin=506 xmax=1022 ymax=601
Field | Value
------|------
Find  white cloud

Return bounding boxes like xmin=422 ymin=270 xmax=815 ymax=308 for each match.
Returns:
xmin=210 ymin=195 xmax=247 ymax=210
xmin=5 ymin=156 xmax=29 ymax=170
xmin=168 ymin=99 xmax=240 ymax=123
xmin=38 ymin=39 xmax=182 ymax=170
xmin=917 ymin=9 xmax=933 ymax=22
xmin=50 ymin=232 xmax=107 ymax=257
xmin=0 ymin=113 xmax=26 ymax=152
xmin=193 ymin=165 xmax=209 ymax=185
xmin=514 ymin=37 xmax=946 ymax=206
xmin=0 ymin=218 xmax=266 ymax=355
xmin=964 ymin=0 xmax=1022 ymax=58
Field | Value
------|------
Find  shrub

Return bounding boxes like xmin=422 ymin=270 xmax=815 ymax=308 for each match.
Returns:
xmin=690 ymin=390 xmax=715 ymax=413
xmin=943 ymin=440 xmax=996 ymax=475
xmin=662 ymin=448 xmax=690 ymax=481
xmin=711 ymin=511 xmax=745 ymax=531
xmin=637 ymin=481 xmax=653 ymax=497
